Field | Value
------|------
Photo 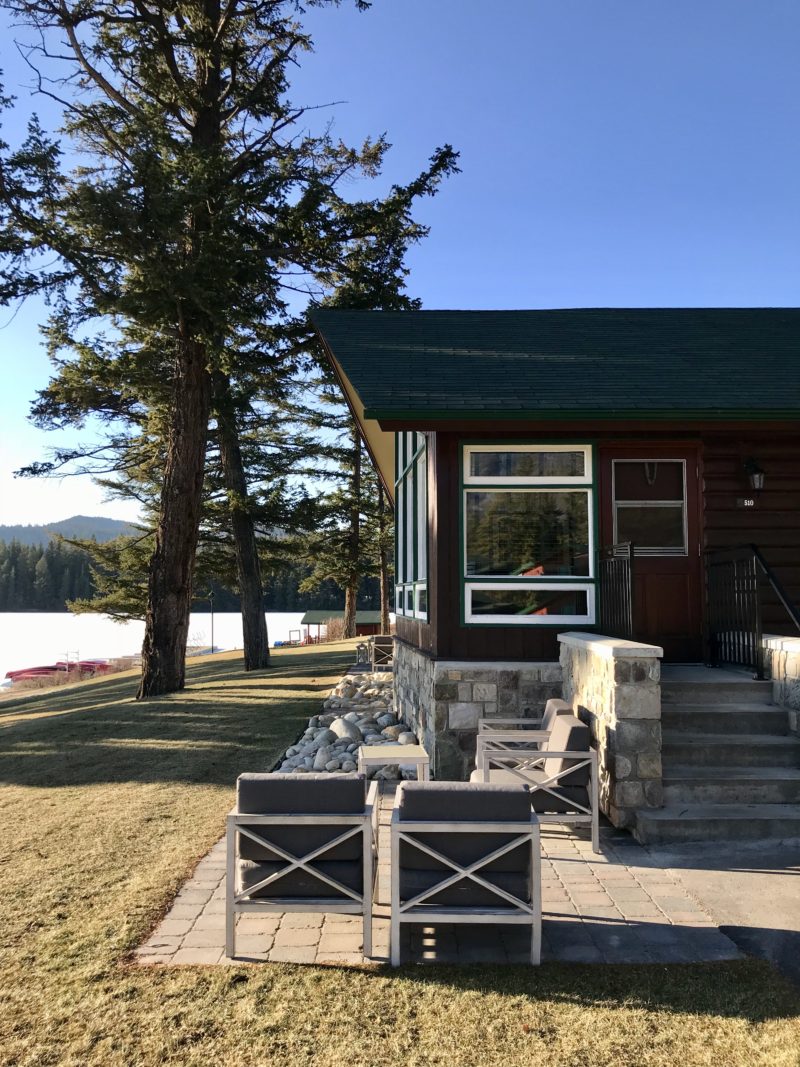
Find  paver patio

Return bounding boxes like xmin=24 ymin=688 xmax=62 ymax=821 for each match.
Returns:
xmin=135 ymin=783 xmax=741 ymax=967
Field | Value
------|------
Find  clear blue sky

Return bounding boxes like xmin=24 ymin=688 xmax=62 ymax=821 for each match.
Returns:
xmin=1 ymin=0 xmax=799 ymax=523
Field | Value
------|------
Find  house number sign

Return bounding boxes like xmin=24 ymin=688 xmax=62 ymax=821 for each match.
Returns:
xmin=736 ymin=497 xmax=757 ymax=508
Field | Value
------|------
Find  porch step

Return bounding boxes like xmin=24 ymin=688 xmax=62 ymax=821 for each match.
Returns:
xmin=660 ymin=704 xmax=789 ymax=735
xmin=662 ymin=731 xmax=800 ymax=768
xmin=661 ymin=680 xmax=773 ymax=705
xmin=635 ymin=804 xmax=800 ymax=845
xmin=663 ymin=766 xmax=800 ymax=805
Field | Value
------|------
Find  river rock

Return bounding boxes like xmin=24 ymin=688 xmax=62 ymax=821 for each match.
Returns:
xmin=313 ymin=745 xmax=332 ymax=770
xmin=341 ymin=760 xmax=357 ymax=773
xmin=330 ymin=717 xmax=363 ymax=742
xmin=397 ymin=731 xmax=417 ymax=745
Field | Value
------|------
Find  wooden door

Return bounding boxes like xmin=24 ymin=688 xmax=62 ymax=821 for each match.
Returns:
xmin=599 ymin=446 xmax=702 ymax=661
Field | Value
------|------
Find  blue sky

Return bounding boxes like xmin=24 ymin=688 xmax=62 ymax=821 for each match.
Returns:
xmin=1 ymin=0 xmax=799 ymax=523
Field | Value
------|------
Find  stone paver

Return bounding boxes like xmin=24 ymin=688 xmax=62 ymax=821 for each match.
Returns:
xmin=135 ymin=786 xmax=741 ymax=967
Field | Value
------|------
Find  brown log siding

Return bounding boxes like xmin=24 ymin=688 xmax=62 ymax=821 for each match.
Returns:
xmin=400 ymin=427 xmax=800 ymax=662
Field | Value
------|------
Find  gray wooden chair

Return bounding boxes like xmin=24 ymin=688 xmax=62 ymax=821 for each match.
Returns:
xmin=370 ymin=635 xmax=394 ymax=669
xmin=226 ymin=773 xmax=377 ymax=959
xmin=471 ymin=714 xmax=600 ymax=853
xmin=476 ymin=698 xmax=573 ymax=771
xmin=390 ymin=781 xmax=541 ymax=966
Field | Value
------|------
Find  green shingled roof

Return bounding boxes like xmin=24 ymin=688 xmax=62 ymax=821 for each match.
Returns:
xmin=312 ymin=308 xmax=800 ymax=420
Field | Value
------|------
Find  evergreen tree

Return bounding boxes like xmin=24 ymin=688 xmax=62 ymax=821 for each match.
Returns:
xmin=0 ymin=0 xmax=456 ymax=694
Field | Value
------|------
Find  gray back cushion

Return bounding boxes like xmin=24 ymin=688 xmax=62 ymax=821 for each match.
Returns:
xmin=398 ymin=782 xmax=532 ymax=873
xmin=541 ymin=698 xmax=572 ymax=733
xmin=398 ymin=781 xmax=530 ymax=822
xmin=236 ymin=773 xmax=367 ymax=863
xmin=543 ymin=715 xmax=591 ymax=787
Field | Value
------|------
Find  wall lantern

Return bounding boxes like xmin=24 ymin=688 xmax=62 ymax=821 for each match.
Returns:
xmin=743 ymin=457 xmax=765 ymax=494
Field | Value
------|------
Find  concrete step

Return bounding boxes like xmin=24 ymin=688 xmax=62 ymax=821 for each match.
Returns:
xmin=661 ymin=680 xmax=773 ymax=705
xmin=635 ymin=803 xmax=800 ymax=845
xmin=660 ymin=704 xmax=789 ymax=735
xmin=664 ymin=766 xmax=800 ymax=805
xmin=662 ymin=731 xmax=800 ymax=768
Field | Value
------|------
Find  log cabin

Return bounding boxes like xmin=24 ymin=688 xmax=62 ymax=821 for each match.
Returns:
xmin=313 ymin=308 xmax=800 ymax=841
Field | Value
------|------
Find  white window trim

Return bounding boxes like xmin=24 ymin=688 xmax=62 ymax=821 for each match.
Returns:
xmin=463 ymin=487 xmax=595 ymax=579
xmin=465 ymin=582 xmax=596 ymax=626
xmin=464 ymin=444 xmax=592 ymax=485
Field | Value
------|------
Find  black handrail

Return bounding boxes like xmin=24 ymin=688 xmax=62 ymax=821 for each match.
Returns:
xmin=750 ymin=543 xmax=800 ymax=633
xmin=598 ymin=542 xmax=635 ymax=640
xmin=705 ymin=544 xmax=800 ymax=679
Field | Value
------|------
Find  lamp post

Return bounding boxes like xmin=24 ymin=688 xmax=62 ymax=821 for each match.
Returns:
xmin=208 ymin=590 xmax=215 ymax=654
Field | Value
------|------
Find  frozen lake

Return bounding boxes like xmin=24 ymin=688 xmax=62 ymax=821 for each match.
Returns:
xmin=0 ymin=612 xmax=307 ymax=682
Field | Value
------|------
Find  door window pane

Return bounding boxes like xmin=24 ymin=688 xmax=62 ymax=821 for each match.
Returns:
xmin=616 ymin=504 xmax=686 ymax=551
xmin=466 ymin=491 xmax=591 ymax=576
xmin=469 ymin=449 xmax=586 ymax=480
xmin=469 ymin=587 xmax=589 ymax=618
xmin=614 ymin=460 xmax=684 ymax=502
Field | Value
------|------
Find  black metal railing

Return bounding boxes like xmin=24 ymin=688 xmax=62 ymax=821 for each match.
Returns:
xmin=705 ymin=544 xmax=800 ymax=678
xmin=598 ymin=542 xmax=635 ymax=640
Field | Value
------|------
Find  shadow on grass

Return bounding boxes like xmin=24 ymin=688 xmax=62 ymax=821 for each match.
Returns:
xmin=0 ymin=646 xmax=353 ymax=788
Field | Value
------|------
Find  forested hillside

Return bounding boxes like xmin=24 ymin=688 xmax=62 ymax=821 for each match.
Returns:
xmin=0 ymin=516 xmax=134 ymax=548
xmin=0 ymin=540 xmax=94 ymax=611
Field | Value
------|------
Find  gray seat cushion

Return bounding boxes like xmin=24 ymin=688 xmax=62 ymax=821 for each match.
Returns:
xmin=476 ymin=768 xmax=590 ymax=814
xmin=238 ymin=859 xmax=362 ymax=898
xmin=399 ymin=868 xmax=531 ymax=908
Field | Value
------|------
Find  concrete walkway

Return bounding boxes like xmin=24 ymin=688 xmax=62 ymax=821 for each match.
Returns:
xmin=135 ymin=785 xmax=740 ymax=967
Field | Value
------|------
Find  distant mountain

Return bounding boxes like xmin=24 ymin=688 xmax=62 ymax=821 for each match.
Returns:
xmin=0 ymin=515 xmax=137 ymax=547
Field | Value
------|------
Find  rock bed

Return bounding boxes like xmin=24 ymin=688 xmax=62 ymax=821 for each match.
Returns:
xmin=275 ymin=671 xmax=419 ymax=779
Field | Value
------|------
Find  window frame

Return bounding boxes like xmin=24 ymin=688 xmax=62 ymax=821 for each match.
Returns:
xmin=395 ymin=432 xmax=428 ymax=620
xmin=461 ymin=441 xmax=597 ymax=627
xmin=464 ymin=443 xmax=592 ymax=486
xmin=464 ymin=581 xmax=596 ymax=626
xmin=611 ymin=458 xmax=689 ymax=557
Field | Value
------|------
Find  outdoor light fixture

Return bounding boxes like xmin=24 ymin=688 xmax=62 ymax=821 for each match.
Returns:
xmin=744 ymin=457 xmax=765 ymax=494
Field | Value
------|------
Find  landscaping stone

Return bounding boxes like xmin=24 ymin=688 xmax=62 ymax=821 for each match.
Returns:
xmin=273 ymin=670 xmax=418 ymax=776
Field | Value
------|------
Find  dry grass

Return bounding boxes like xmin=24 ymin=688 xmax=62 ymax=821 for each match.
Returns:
xmin=0 ymin=641 xmax=798 ymax=1067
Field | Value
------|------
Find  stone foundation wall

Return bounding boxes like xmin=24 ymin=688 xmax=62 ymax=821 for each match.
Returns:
xmin=763 ymin=635 xmax=800 ymax=735
xmin=393 ymin=640 xmax=562 ymax=780
xmin=558 ymin=632 xmax=663 ymax=830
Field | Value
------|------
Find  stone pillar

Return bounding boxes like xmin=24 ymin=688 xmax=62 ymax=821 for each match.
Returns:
xmin=762 ymin=635 xmax=800 ymax=736
xmin=558 ymin=631 xmax=663 ymax=830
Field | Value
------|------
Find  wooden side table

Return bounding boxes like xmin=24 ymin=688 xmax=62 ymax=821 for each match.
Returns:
xmin=357 ymin=743 xmax=430 ymax=781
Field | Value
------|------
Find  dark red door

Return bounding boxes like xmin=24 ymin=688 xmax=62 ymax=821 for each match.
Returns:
xmin=599 ymin=446 xmax=703 ymax=661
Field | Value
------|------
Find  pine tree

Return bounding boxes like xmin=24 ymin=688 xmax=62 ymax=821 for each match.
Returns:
xmin=0 ymin=0 xmax=456 ymax=694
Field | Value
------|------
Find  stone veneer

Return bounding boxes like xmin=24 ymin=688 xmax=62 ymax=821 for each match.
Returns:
xmin=393 ymin=639 xmax=562 ymax=780
xmin=762 ymin=635 xmax=800 ymax=736
xmin=558 ymin=631 xmax=664 ymax=831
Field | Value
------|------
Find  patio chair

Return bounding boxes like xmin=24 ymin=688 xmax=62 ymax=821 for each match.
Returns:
xmin=370 ymin=634 xmax=394 ymax=670
xmin=226 ymin=773 xmax=377 ymax=959
xmin=471 ymin=714 xmax=600 ymax=853
xmin=476 ymin=697 xmax=573 ymax=771
xmin=390 ymin=781 xmax=541 ymax=966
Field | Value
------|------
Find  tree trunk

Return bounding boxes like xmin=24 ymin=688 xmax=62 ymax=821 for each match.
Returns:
xmin=215 ymin=379 xmax=270 ymax=670
xmin=138 ymin=343 xmax=211 ymax=697
xmin=378 ymin=484 xmax=391 ymax=634
xmin=342 ymin=425 xmax=361 ymax=639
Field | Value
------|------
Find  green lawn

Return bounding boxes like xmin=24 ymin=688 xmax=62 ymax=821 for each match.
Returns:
xmin=0 ymin=642 xmax=798 ymax=1067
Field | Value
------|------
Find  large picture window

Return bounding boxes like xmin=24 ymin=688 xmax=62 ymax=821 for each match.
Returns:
xmin=463 ymin=445 xmax=595 ymax=626
xmin=395 ymin=432 xmax=428 ymax=619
